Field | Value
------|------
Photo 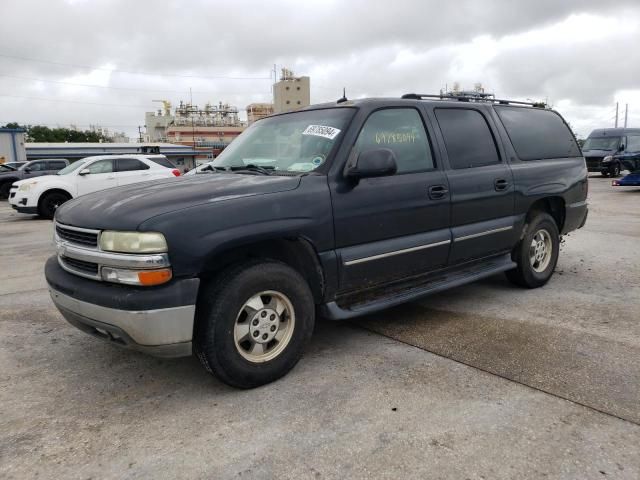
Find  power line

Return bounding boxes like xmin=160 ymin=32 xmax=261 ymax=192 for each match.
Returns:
xmin=0 ymin=93 xmax=148 ymax=108
xmin=0 ymin=53 xmax=271 ymax=80
xmin=0 ymin=73 xmax=266 ymax=95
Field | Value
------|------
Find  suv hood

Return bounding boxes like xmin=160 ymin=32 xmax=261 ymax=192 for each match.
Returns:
xmin=55 ymin=173 xmax=302 ymax=230
xmin=583 ymin=149 xmax=613 ymax=156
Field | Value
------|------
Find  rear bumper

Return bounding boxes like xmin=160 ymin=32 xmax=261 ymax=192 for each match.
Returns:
xmin=45 ymin=256 xmax=199 ymax=358
xmin=563 ymin=201 xmax=588 ymax=234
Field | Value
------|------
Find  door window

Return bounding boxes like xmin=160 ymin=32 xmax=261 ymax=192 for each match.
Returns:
xmin=27 ymin=162 xmax=48 ymax=171
xmin=626 ymin=135 xmax=640 ymax=153
xmin=354 ymin=108 xmax=435 ymax=173
xmin=117 ymin=158 xmax=150 ymax=172
xmin=435 ymin=108 xmax=501 ymax=169
xmin=86 ymin=159 xmax=114 ymax=174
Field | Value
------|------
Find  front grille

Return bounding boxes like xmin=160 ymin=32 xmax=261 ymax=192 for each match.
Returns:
xmin=56 ymin=224 xmax=99 ymax=247
xmin=585 ymin=156 xmax=603 ymax=169
xmin=61 ymin=256 xmax=99 ymax=275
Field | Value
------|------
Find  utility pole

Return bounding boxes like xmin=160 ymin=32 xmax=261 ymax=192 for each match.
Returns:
xmin=138 ymin=125 xmax=143 ymax=143
xmin=624 ymin=104 xmax=628 ymax=128
xmin=615 ymin=102 xmax=619 ymax=128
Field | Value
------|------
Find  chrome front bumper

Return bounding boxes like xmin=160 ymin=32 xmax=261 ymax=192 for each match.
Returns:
xmin=50 ymin=287 xmax=195 ymax=358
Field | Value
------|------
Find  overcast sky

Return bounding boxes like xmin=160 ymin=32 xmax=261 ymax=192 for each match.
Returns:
xmin=1 ymin=0 xmax=639 ymax=140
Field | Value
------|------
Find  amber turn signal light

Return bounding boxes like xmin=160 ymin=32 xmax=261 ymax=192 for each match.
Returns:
xmin=137 ymin=268 xmax=173 ymax=286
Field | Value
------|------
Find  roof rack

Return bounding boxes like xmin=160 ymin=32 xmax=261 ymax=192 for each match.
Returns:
xmin=401 ymin=93 xmax=547 ymax=108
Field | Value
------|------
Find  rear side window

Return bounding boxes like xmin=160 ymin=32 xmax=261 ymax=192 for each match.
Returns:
xmin=47 ymin=161 xmax=68 ymax=170
xmin=626 ymin=135 xmax=640 ymax=153
xmin=354 ymin=108 xmax=435 ymax=173
xmin=117 ymin=158 xmax=150 ymax=172
xmin=147 ymin=156 xmax=175 ymax=169
xmin=435 ymin=108 xmax=501 ymax=169
xmin=495 ymin=106 xmax=581 ymax=160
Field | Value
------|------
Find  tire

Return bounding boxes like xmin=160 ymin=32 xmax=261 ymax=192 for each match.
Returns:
xmin=194 ymin=260 xmax=315 ymax=389
xmin=0 ymin=182 xmax=11 ymax=199
xmin=611 ymin=164 xmax=621 ymax=177
xmin=601 ymin=170 xmax=609 ymax=177
xmin=38 ymin=191 xmax=71 ymax=219
xmin=505 ymin=212 xmax=560 ymax=289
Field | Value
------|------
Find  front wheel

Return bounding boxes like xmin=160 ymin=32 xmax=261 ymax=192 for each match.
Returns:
xmin=38 ymin=191 xmax=70 ymax=219
xmin=506 ymin=212 xmax=560 ymax=288
xmin=194 ymin=261 xmax=315 ymax=388
xmin=611 ymin=164 xmax=621 ymax=177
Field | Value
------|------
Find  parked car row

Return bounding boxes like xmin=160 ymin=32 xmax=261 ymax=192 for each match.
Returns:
xmin=6 ymin=155 xmax=180 ymax=218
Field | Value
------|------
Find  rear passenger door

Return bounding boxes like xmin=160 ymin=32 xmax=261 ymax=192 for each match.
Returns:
xmin=431 ymin=106 xmax=516 ymax=264
xmin=331 ymin=107 xmax=451 ymax=291
xmin=115 ymin=158 xmax=152 ymax=186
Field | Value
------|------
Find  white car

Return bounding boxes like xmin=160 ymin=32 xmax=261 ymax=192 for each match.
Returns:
xmin=9 ymin=154 xmax=180 ymax=219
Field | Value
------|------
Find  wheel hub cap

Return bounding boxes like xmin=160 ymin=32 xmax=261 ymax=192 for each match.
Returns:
xmin=529 ymin=229 xmax=552 ymax=273
xmin=233 ymin=291 xmax=295 ymax=363
xmin=249 ymin=308 xmax=280 ymax=344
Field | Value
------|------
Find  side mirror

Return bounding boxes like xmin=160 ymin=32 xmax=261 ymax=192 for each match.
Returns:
xmin=618 ymin=144 xmax=625 ymax=152
xmin=344 ymin=148 xmax=398 ymax=179
xmin=78 ymin=169 xmax=90 ymax=176
xmin=23 ymin=167 xmax=31 ymax=173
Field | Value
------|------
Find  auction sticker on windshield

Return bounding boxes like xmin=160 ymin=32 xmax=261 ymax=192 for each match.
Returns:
xmin=302 ymin=125 xmax=341 ymax=140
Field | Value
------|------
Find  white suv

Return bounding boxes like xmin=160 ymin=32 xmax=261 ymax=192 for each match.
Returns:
xmin=9 ymin=154 xmax=180 ymax=219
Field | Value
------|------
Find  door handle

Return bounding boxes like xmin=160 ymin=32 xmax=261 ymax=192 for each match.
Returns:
xmin=494 ymin=178 xmax=509 ymax=191
xmin=428 ymin=184 xmax=449 ymax=200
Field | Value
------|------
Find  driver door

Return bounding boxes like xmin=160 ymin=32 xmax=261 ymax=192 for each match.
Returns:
xmin=76 ymin=158 xmax=116 ymax=196
xmin=331 ymin=107 xmax=451 ymax=292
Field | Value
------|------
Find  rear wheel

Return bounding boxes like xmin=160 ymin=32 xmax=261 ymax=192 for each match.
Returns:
xmin=38 ymin=191 xmax=71 ymax=219
xmin=506 ymin=212 xmax=560 ymax=288
xmin=194 ymin=260 xmax=315 ymax=388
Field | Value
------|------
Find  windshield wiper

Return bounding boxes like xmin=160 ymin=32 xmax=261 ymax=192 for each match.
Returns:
xmin=230 ymin=164 xmax=274 ymax=176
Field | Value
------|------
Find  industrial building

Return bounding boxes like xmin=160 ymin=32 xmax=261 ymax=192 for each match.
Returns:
xmin=143 ymin=68 xmax=311 ymax=156
xmin=0 ymin=127 xmax=27 ymax=165
xmin=273 ymin=68 xmax=310 ymax=113
xmin=25 ymin=143 xmax=200 ymax=171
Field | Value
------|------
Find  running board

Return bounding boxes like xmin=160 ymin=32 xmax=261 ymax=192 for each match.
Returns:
xmin=321 ymin=254 xmax=516 ymax=320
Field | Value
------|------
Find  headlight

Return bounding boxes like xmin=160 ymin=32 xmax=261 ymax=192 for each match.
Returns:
xmin=18 ymin=182 xmax=35 ymax=191
xmin=99 ymin=231 xmax=168 ymax=253
xmin=602 ymin=156 xmax=613 ymax=163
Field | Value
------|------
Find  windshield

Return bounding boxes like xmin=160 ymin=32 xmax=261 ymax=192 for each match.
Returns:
xmin=583 ymin=136 xmax=621 ymax=151
xmin=0 ymin=164 xmax=15 ymax=172
xmin=212 ymin=108 xmax=355 ymax=173
xmin=57 ymin=159 xmax=88 ymax=175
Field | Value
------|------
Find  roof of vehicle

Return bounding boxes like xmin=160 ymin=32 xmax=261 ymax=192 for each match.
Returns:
xmin=587 ymin=128 xmax=640 ymax=137
xmin=74 ymin=154 xmax=168 ymax=162
xmin=295 ymin=94 xmax=550 ymax=115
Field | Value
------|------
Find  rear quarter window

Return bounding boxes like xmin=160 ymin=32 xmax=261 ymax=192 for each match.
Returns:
xmin=495 ymin=106 xmax=581 ymax=160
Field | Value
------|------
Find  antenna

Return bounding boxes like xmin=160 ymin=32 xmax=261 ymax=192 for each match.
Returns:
xmin=337 ymin=88 xmax=348 ymax=104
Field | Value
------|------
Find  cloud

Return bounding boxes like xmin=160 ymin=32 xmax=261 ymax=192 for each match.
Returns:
xmin=0 ymin=0 xmax=639 ymax=138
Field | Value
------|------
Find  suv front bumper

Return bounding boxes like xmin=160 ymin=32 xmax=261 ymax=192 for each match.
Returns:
xmin=45 ymin=256 xmax=200 ymax=358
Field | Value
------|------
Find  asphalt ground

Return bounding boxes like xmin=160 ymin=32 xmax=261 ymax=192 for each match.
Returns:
xmin=1 ymin=176 xmax=639 ymax=479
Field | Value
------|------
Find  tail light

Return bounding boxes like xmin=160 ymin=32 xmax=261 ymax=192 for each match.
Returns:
xmin=172 ymin=169 xmax=181 ymax=177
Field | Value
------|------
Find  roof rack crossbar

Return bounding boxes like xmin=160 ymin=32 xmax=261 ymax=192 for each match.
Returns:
xmin=401 ymin=93 xmax=546 ymax=108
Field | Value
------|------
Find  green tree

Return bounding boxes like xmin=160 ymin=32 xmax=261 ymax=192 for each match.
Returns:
xmin=1 ymin=123 xmax=112 ymax=143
